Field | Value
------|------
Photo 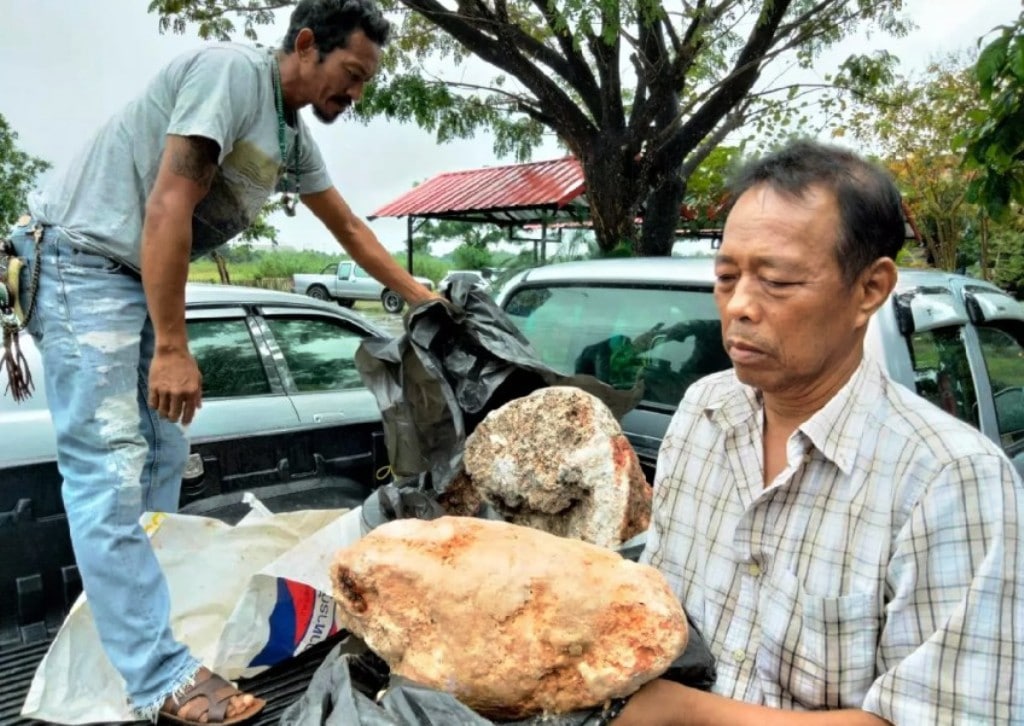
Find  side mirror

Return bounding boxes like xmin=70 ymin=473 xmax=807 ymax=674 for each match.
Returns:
xmin=965 ymin=288 xmax=1024 ymax=324
xmin=894 ymin=288 xmax=968 ymax=335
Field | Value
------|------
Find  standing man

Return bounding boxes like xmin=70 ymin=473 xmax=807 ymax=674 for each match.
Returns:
xmin=614 ymin=141 xmax=1022 ymax=724
xmin=8 ymin=0 xmax=432 ymax=722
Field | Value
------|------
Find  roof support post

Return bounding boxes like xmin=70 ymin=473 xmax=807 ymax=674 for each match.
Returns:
xmin=541 ymin=219 xmax=548 ymax=264
xmin=406 ymin=216 xmax=414 ymax=273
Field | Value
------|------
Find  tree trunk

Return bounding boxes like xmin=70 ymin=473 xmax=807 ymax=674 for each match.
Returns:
xmin=211 ymin=251 xmax=231 ymax=284
xmin=979 ymin=214 xmax=991 ymax=281
xmin=637 ymin=174 xmax=686 ymax=257
xmin=636 ymin=93 xmax=688 ymax=257
xmin=579 ymin=140 xmax=641 ymax=253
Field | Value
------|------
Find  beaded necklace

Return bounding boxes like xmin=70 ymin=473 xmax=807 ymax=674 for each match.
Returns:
xmin=271 ymin=53 xmax=300 ymax=216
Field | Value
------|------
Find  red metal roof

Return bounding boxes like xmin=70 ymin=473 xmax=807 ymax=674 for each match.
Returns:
xmin=369 ymin=157 xmax=587 ymax=223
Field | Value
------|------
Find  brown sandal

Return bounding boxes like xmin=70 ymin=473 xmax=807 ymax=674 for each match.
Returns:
xmin=160 ymin=671 xmax=266 ymax=725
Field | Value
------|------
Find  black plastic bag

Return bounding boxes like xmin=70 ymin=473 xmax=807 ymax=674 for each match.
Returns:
xmin=354 ymin=280 xmax=642 ymax=494
xmin=281 ymin=623 xmax=716 ymax=726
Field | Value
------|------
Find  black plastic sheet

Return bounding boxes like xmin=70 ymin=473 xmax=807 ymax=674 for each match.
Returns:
xmin=280 ymin=624 xmax=716 ymax=726
xmin=354 ymin=279 xmax=642 ymax=494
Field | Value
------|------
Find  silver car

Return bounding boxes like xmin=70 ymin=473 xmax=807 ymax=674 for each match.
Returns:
xmin=496 ymin=257 xmax=1024 ymax=478
xmin=0 ymin=283 xmax=388 ymax=469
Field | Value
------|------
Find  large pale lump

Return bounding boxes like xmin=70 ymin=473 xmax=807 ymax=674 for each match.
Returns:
xmin=461 ymin=386 xmax=651 ymax=547
xmin=331 ymin=516 xmax=688 ymax=719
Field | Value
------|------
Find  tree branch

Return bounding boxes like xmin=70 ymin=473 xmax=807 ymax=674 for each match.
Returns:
xmin=593 ymin=0 xmax=626 ymax=132
xmin=668 ymin=4 xmax=866 ymax=130
xmin=670 ymin=0 xmax=734 ymax=86
xmin=451 ymin=0 xmax=601 ymax=108
xmin=398 ymin=0 xmax=597 ymax=141
xmin=527 ymin=0 xmax=604 ymax=122
xmin=628 ymin=0 xmax=734 ymax=136
xmin=678 ymin=106 xmax=746 ymax=179
xmin=433 ymin=77 xmax=555 ymax=125
xmin=656 ymin=0 xmax=792 ymax=177
xmin=773 ymin=0 xmax=844 ymax=39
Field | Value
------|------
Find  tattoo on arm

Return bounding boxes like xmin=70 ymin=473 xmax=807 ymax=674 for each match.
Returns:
xmin=168 ymin=135 xmax=219 ymax=189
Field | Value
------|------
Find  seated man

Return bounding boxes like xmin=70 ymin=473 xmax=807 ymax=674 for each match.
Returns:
xmin=615 ymin=140 xmax=1023 ymax=724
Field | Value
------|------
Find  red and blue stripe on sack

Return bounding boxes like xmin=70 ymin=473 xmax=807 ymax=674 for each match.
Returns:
xmin=249 ymin=579 xmax=340 ymax=667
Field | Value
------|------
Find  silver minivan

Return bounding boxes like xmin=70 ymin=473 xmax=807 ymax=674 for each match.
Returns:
xmin=496 ymin=257 xmax=1024 ymax=478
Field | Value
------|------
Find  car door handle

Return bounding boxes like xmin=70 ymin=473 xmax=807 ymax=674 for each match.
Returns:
xmin=313 ymin=412 xmax=346 ymax=424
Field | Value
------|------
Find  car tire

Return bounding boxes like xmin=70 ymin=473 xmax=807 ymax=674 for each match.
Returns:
xmin=337 ymin=298 xmax=355 ymax=308
xmin=381 ymin=290 xmax=405 ymax=314
xmin=307 ymin=285 xmax=330 ymax=301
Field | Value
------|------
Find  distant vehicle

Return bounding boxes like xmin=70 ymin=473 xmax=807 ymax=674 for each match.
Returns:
xmin=439 ymin=269 xmax=493 ymax=296
xmin=0 ymin=283 xmax=389 ymax=469
xmin=291 ymin=261 xmax=435 ymax=314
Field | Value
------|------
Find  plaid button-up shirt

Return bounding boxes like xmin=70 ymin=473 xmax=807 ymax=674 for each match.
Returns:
xmin=642 ymin=357 xmax=1023 ymax=724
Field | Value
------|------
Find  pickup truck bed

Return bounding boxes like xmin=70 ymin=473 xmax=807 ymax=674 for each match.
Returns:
xmin=2 ymin=634 xmax=347 ymax=725
xmin=0 ymin=421 xmax=390 ymax=724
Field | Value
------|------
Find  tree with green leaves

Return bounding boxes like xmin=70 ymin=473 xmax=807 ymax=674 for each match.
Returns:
xmin=984 ymin=224 xmax=1024 ymax=297
xmin=0 ymin=114 xmax=50 ymax=226
xmin=838 ymin=55 xmax=983 ymax=272
xmin=962 ymin=11 xmax=1024 ymax=221
xmin=680 ymin=144 xmax=740 ymax=231
xmin=150 ymin=0 xmax=908 ymax=255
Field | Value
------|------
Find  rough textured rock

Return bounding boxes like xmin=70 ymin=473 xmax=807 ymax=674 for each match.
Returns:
xmin=460 ymin=386 xmax=651 ymax=548
xmin=331 ymin=516 xmax=688 ymax=719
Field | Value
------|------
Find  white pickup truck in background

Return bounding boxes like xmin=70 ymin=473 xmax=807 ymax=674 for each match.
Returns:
xmin=292 ymin=261 xmax=435 ymax=313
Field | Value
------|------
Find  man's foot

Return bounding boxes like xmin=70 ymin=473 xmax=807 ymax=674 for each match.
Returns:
xmin=159 ymin=667 xmax=265 ymax=725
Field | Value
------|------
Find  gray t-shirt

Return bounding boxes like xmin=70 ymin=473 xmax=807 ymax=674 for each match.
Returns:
xmin=30 ymin=43 xmax=332 ymax=270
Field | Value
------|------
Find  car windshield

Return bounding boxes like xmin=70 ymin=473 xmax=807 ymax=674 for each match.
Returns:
xmin=503 ymin=283 xmax=731 ymax=408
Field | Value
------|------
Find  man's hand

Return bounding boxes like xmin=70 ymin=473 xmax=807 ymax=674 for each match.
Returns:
xmin=413 ymin=286 xmax=443 ymax=304
xmin=302 ymin=187 xmax=440 ymax=306
xmin=148 ymin=348 xmax=203 ymax=425
xmin=610 ymin=680 xmax=891 ymax=726
xmin=611 ymin=679 xmax=680 ymax=726
xmin=141 ymin=133 xmax=217 ymax=427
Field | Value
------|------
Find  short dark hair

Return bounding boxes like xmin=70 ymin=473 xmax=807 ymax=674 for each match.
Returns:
xmin=281 ymin=0 xmax=390 ymax=56
xmin=727 ymin=139 xmax=905 ymax=285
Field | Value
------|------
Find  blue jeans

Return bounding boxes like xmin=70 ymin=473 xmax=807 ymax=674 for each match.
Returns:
xmin=10 ymin=220 xmax=200 ymax=718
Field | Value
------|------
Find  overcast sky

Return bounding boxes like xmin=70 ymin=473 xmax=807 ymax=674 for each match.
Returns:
xmin=1 ymin=0 xmax=1019 ymax=254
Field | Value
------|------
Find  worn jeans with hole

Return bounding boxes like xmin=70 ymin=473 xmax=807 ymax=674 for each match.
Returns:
xmin=11 ymin=220 xmax=200 ymax=717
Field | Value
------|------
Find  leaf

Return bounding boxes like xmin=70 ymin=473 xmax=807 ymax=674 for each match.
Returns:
xmin=976 ymin=34 xmax=1009 ymax=96
xmin=1012 ymin=36 xmax=1024 ymax=83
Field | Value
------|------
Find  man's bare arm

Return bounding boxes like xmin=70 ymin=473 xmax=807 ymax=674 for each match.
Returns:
xmin=141 ymin=133 xmax=218 ymax=424
xmin=613 ymin=680 xmax=891 ymax=726
xmin=302 ymin=186 xmax=435 ymax=305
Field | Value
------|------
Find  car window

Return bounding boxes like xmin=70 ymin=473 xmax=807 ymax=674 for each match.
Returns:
xmin=187 ymin=319 xmax=272 ymax=398
xmin=265 ymin=317 xmax=367 ymax=392
xmin=976 ymin=323 xmax=1024 ymax=452
xmin=338 ymin=262 xmax=353 ymax=278
xmin=503 ymin=285 xmax=730 ymax=407
xmin=907 ymin=326 xmax=979 ymax=428
xmin=353 ymin=266 xmax=372 ymax=279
